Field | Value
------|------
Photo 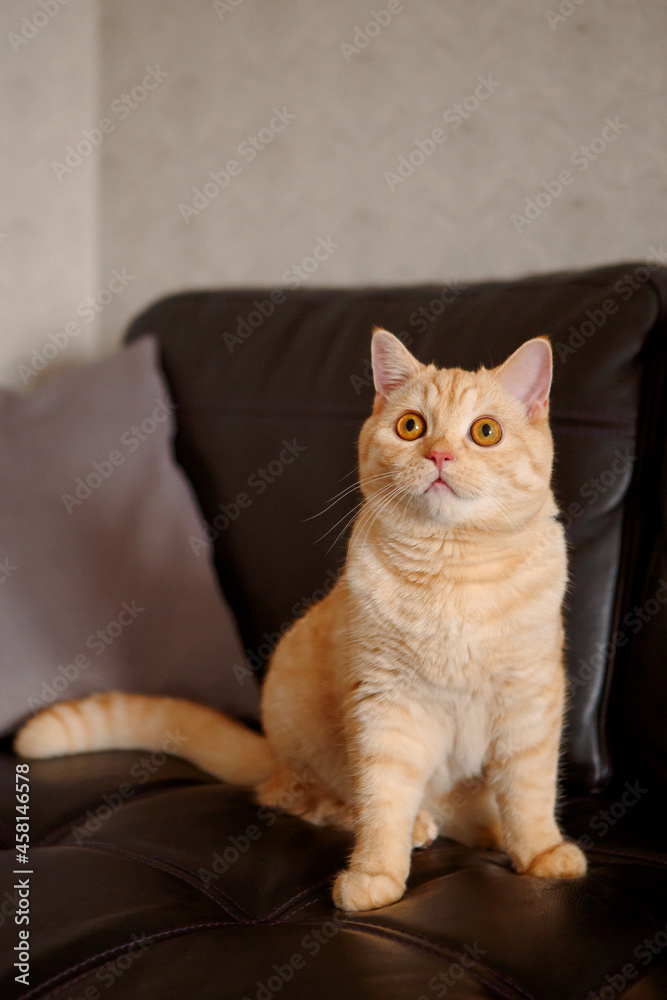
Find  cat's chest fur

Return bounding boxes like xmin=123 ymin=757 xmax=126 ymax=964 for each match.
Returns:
xmin=345 ymin=523 xmax=562 ymax=693
xmin=337 ymin=523 xmax=565 ymax=787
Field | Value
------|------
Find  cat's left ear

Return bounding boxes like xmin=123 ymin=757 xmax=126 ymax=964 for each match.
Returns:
xmin=371 ymin=328 xmax=423 ymax=406
xmin=495 ymin=337 xmax=552 ymax=421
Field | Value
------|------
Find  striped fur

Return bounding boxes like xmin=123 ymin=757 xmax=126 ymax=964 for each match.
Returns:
xmin=15 ymin=331 xmax=586 ymax=910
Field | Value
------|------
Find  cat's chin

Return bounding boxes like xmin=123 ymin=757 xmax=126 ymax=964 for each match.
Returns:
xmin=423 ymin=477 xmax=461 ymax=511
xmin=418 ymin=485 xmax=466 ymax=529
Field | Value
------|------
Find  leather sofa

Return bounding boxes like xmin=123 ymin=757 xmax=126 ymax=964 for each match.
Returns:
xmin=2 ymin=261 xmax=667 ymax=999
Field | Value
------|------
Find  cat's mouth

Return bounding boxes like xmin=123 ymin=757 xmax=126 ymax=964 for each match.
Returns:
xmin=425 ymin=477 xmax=457 ymax=496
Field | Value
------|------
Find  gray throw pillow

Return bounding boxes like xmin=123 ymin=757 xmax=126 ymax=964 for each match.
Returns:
xmin=0 ymin=336 xmax=260 ymax=736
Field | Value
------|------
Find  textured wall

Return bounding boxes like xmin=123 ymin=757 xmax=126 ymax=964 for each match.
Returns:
xmin=3 ymin=0 xmax=667 ymax=386
xmin=1 ymin=0 xmax=100 ymax=388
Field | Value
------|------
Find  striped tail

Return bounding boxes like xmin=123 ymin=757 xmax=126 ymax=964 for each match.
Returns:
xmin=13 ymin=692 xmax=274 ymax=786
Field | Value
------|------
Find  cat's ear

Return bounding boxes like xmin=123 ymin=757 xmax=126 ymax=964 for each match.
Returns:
xmin=371 ymin=328 xmax=423 ymax=404
xmin=495 ymin=337 xmax=552 ymax=421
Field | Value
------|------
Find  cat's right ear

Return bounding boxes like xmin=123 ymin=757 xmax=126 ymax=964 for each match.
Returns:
xmin=495 ymin=337 xmax=553 ymax=422
xmin=371 ymin=328 xmax=422 ymax=407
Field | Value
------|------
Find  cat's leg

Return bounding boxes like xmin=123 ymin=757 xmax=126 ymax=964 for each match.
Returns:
xmin=486 ymin=703 xmax=586 ymax=879
xmin=412 ymin=808 xmax=438 ymax=847
xmin=332 ymin=702 xmax=443 ymax=911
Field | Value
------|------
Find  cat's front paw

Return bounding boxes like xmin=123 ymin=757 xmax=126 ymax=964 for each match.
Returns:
xmin=523 ymin=841 xmax=587 ymax=879
xmin=332 ymin=868 xmax=405 ymax=911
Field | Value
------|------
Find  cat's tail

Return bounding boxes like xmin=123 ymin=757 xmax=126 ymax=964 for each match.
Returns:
xmin=13 ymin=692 xmax=274 ymax=786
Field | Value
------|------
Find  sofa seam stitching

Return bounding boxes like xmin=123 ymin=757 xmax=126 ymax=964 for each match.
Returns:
xmin=339 ymin=920 xmax=533 ymax=1000
xmin=16 ymin=922 xmax=232 ymax=1000
xmin=74 ymin=840 xmax=251 ymax=922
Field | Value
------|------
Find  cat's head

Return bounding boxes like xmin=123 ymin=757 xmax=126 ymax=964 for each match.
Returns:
xmin=357 ymin=329 xmax=556 ymax=533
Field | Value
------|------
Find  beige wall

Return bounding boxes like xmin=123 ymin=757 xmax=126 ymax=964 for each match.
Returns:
xmin=3 ymin=0 xmax=667 ymax=388
xmin=1 ymin=0 xmax=100 ymax=388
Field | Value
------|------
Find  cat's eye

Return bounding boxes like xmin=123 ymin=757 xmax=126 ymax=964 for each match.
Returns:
xmin=395 ymin=412 xmax=426 ymax=441
xmin=470 ymin=416 xmax=502 ymax=447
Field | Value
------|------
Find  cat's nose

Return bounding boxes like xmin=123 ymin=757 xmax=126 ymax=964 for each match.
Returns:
xmin=428 ymin=450 xmax=456 ymax=473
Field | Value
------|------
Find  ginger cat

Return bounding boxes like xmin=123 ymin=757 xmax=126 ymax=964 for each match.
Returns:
xmin=15 ymin=329 xmax=587 ymax=911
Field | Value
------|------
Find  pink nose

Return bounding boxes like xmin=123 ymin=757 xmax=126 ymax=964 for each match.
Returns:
xmin=428 ymin=450 xmax=456 ymax=473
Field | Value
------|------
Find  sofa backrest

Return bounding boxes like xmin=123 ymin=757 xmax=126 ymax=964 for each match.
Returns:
xmin=126 ymin=263 xmax=667 ymax=797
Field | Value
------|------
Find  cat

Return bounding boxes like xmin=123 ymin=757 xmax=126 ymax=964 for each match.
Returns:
xmin=15 ymin=328 xmax=587 ymax=911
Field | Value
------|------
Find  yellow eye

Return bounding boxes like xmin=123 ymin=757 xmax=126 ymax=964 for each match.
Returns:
xmin=470 ymin=416 xmax=502 ymax=447
xmin=396 ymin=412 xmax=426 ymax=441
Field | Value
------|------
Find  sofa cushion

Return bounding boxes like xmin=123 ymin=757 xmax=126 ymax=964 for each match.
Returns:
xmin=1 ymin=750 xmax=666 ymax=1000
xmin=0 ymin=337 xmax=260 ymax=736
xmin=126 ymin=263 xmax=667 ymax=796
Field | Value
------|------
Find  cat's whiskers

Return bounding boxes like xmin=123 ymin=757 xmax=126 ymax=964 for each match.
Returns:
xmin=314 ymin=498 xmax=366 ymax=546
xmin=351 ymin=482 xmax=415 ymax=559
xmin=484 ymin=491 xmax=517 ymax=527
xmin=327 ymin=483 xmax=414 ymax=553
xmin=320 ymin=499 xmax=368 ymax=552
xmin=359 ymin=486 xmax=416 ymax=559
xmin=501 ymin=483 xmax=540 ymax=503
xmin=304 ymin=472 xmax=396 ymax=521
xmin=484 ymin=490 xmax=527 ymax=532
xmin=315 ymin=479 xmax=405 ymax=551
xmin=336 ymin=466 xmax=361 ymax=483
xmin=324 ymin=512 xmax=363 ymax=555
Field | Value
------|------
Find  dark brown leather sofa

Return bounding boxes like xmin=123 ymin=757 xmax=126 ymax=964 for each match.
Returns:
xmin=2 ymin=262 xmax=667 ymax=999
